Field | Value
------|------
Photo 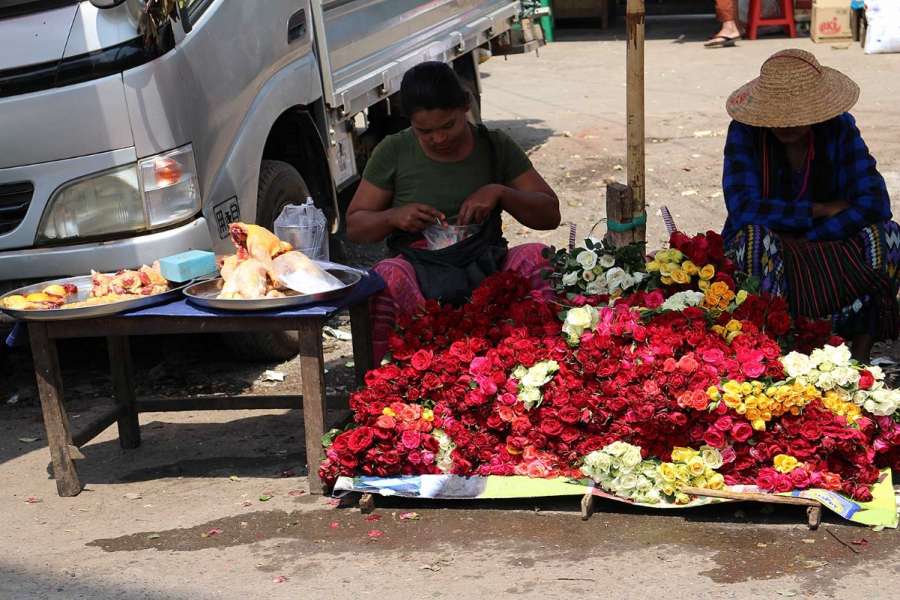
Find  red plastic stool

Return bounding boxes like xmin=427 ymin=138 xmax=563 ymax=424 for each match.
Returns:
xmin=746 ymin=0 xmax=797 ymax=40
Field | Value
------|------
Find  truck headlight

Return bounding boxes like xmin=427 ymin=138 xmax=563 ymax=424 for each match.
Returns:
xmin=138 ymin=145 xmax=200 ymax=228
xmin=37 ymin=145 xmax=200 ymax=244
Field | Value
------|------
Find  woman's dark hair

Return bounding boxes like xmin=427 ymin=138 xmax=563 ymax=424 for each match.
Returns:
xmin=400 ymin=61 xmax=468 ymax=116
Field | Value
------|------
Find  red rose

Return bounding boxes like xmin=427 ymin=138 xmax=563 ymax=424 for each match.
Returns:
xmin=410 ymin=349 xmax=434 ymax=372
xmin=774 ymin=475 xmax=794 ymax=493
xmin=539 ymin=418 xmax=564 ymax=437
xmin=731 ymin=422 xmax=753 ymax=443
xmin=789 ymin=468 xmax=810 ymax=489
xmin=346 ymin=427 xmax=375 ymax=453
xmin=852 ymin=485 xmax=873 ymax=502
xmin=858 ymin=370 xmax=875 ymax=390
xmin=756 ymin=468 xmax=778 ymax=491
xmin=703 ymin=428 xmax=726 ymax=448
xmin=714 ymin=416 xmax=734 ymax=432
xmin=765 ymin=311 xmax=791 ymax=336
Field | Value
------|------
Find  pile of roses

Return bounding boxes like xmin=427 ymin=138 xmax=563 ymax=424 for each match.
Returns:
xmin=320 ymin=232 xmax=900 ymax=503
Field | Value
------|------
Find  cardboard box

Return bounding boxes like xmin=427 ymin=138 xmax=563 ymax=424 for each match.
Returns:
xmin=811 ymin=0 xmax=853 ymax=43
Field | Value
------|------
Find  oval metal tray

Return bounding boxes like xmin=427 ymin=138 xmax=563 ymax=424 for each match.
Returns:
xmin=0 ymin=275 xmax=192 ymax=322
xmin=183 ymin=267 xmax=362 ymax=311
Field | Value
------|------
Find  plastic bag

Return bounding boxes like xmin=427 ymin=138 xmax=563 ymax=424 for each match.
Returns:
xmin=272 ymin=251 xmax=344 ymax=295
xmin=274 ymin=198 xmax=329 ymax=261
xmin=865 ymin=1 xmax=900 ymax=54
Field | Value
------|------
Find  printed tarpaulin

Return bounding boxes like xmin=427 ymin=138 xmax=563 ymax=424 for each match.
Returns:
xmin=334 ymin=469 xmax=898 ymax=528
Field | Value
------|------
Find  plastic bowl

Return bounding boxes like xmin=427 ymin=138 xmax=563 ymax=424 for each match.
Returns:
xmin=423 ymin=223 xmax=479 ymax=250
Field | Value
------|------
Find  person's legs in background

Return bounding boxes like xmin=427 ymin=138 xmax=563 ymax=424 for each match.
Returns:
xmin=371 ymin=257 xmax=426 ymax=364
xmin=706 ymin=0 xmax=741 ymax=46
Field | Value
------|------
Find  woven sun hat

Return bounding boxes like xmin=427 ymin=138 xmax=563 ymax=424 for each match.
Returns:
xmin=726 ymin=49 xmax=860 ymax=128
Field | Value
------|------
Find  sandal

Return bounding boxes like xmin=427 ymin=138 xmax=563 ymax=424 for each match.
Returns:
xmin=704 ymin=35 xmax=740 ymax=48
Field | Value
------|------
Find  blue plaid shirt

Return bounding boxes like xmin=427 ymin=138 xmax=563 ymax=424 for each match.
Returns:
xmin=722 ymin=113 xmax=892 ymax=242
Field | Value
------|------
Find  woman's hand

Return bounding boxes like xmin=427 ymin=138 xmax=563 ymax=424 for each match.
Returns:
xmin=458 ymin=184 xmax=504 ymax=225
xmin=812 ymin=200 xmax=851 ymax=219
xmin=388 ymin=203 xmax=447 ymax=233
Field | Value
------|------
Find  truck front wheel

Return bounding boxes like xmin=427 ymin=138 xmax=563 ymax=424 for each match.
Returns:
xmin=222 ymin=160 xmax=311 ymax=362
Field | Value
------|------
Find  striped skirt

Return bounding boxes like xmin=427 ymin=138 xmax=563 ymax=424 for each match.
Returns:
xmin=727 ymin=222 xmax=900 ymax=339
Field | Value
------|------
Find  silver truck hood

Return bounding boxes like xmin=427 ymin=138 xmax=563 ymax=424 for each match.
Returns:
xmin=0 ymin=3 xmax=78 ymax=71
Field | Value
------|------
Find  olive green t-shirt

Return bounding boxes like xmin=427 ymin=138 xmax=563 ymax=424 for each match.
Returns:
xmin=361 ymin=126 xmax=533 ymax=221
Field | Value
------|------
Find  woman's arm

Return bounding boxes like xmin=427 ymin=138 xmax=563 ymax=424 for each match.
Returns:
xmin=806 ymin=114 xmax=892 ymax=241
xmin=723 ymin=121 xmax=814 ymax=234
xmin=457 ymin=169 xmax=560 ymax=230
xmin=346 ymin=180 xmax=446 ymax=244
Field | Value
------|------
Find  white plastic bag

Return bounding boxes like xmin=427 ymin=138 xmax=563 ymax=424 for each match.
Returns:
xmin=865 ymin=1 xmax=900 ymax=54
xmin=274 ymin=198 xmax=329 ymax=261
xmin=272 ymin=251 xmax=344 ymax=295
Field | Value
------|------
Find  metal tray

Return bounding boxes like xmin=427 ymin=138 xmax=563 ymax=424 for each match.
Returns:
xmin=0 ymin=275 xmax=192 ymax=322
xmin=183 ymin=267 xmax=362 ymax=311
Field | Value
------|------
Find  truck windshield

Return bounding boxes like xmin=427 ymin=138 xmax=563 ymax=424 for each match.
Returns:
xmin=0 ymin=0 xmax=80 ymax=19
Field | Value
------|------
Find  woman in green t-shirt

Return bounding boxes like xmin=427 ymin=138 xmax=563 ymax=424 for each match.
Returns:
xmin=346 ymin=61 xmax=560 ymax=361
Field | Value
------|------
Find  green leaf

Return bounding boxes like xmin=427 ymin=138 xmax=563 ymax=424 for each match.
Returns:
xmin=321 ymin=427 xmax=342 ymax=448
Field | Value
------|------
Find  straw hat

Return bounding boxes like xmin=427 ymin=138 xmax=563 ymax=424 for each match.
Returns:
xmin=726 ymin=49 xmax=859 ymax=128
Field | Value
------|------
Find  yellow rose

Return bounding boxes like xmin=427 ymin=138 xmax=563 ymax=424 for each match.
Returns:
xmin=671 ymin=269 xmax=690 ymax=285
xmin=687 ymin=456 xmax=706 ymax=477
xmin=726 ymin=331 xmax=742 ymax=344
xmin=707 ymin=473 xmax=725 ymax=490
xmin=669 ymin=249 xmax=685 ymax=263
xmin=382 ymin=407 xmax=396 ymax=417
xmin=735 ymin=290 xmax=749 ymax=305
xmin=661 ymin=276 xmax=674 ymax=286
xmin=670 ymin=447 xmax=698 ymax=463
xmin=674 ymin=465 xmax=692 ymax=483
xmin=662 ymin=483 xmax=677 ymax=497
xmin=735 ymin=404 xmax=747 ymax=415
xmin=723 ymin=381 xmax=742 ymax=395
xmin=711 ymin=324 xmax=724 ymax=336
xmin=723 ymin=394 xmax=742 ymax=409
xmin=692 ymin=476 xmax=708 ymax=489
xmin=707 ymin=386 xmax=721 ymax=400
xmin=699 ymin=279 xmax=710 ymax=291
xmin=659 ymin=262 xmax=674 ymax=277
xmin=751 ymin=418 xmax=767 ymax=431
xmin=422 ymin=408 xmax=434 ymax=422
xmin=699 ymin=264 xmax=716 ymax=280
xmin=681 ymin=260 xmax=699 ymax=276
xmin=658 ymin=462 xmax=677 ymax=483
xmin=773 ymin=454 xmax=799 ymax=474
xmin=674 ymin=492 xmax=691 ymax=505
xmin=646 ymin=260 xmax=661 ymax=272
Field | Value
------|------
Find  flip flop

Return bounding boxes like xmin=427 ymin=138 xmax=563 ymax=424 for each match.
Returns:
xmin=704 ymin=35 xmax=740 ymax=48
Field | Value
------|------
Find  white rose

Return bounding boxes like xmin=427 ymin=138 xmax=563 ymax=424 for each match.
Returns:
xmin=621 ymin=445 xmax=643 ymax=468
xmin=616 ymin=474 xmax=639 ymax=491
xmin=562 ymin=270 xmax=580 ymax=287
xmin=565 ymin=306 xmax=593 ymax=330
xmin=823 ymin=344 xmax=852 ymax=367
xmin=576 ymin=250 xmax=598 ymax=271
xmin=816 ymin=371 xmax=836 ymax=391
xmin=604 ymin=441 xmax=628 ymax=457
xmin=605 ymin=267 xmax=630 ymax=292
xmin=585 ymin=279 xmax=607 ymax=296
xmin=599 ymin=254 xmax=616 ymax=269
xmin=781 ymin=352 xmax=813 ymax=379
xmin=582 ymin=270 xmax=596 ymax=282
xmin=868 ymin=366 xmax=885 ymax=380
xmin=519 ymin=386 xmax=542 ymax=409
xmin=831 ymin=366 xmax=857 ymax=388
xmin=810 ymin=348 xmax=827 ymax=367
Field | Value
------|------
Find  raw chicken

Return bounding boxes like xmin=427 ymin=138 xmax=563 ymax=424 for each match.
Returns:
xmin=229 ymin=222 xmax=292 ymax=262
xmin=217 ymin=258 xmax=272 ymax=299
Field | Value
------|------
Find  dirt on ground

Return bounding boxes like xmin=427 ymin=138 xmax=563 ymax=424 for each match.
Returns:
xmin=2 ymin=20 xmax=900 ymax=600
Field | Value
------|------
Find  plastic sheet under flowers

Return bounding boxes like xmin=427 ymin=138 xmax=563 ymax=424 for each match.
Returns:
xmin=334 ymin=470 xmax=898 ymax=528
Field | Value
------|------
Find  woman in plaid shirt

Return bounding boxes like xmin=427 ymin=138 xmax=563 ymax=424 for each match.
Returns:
xmin=722 ymin=49 xmax=899 ymax=361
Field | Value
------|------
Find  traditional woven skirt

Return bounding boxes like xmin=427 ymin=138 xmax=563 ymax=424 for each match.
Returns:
xmin=727 ymin=222 xmax=900 ymax=339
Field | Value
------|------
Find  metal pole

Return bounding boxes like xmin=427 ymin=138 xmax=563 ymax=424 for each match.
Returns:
xmin=626 ymin=0 xmax=646 ymax=243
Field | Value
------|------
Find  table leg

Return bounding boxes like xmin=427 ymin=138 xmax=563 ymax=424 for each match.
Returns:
xmin=107 ymin=336 xmax=141 ymax=449
xmin=349 ymin=300 xmax=374 ymax=387
xmin=298 ymin=319 xmax=327 ymax=494
xmin=28 ymin=322 xmax=82 ymax=497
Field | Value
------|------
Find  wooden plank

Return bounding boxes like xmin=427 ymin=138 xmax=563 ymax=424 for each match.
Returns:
xmin=625 ymin=0 xmax=646 ymax=244
xmin=298 ymin=318 xmax=328 ymax=494
xmin=359 ymin=493 xmax=376 ymax=514
xmin=107 ymin=336 xmax=141 ymax=449
xmin=349 ymin=300 xmax=374 ymax=387
xmin=72 ymin=405 xmax=122 ymax=448
xmin=136 ymin=395 xmax=300 ymax=412
xmin=581 ymin=490 xmax=596 ymax=521
xmin=680 ymin=486 xmax=820 ymax=507
xmin=28 ymin=322 xmax=82 ymax=497
xmin=45 ymin=316 xmax=331 ymax=339
xmin=605 ymin=181 xmax=637 ymax=248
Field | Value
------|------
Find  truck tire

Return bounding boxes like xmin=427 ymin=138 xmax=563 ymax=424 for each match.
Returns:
xmin=222 ymin=160 xmax=311 ymax=362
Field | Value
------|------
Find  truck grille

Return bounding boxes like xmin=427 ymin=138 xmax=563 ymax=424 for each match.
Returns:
xmin=0 ymin=182 xmax=33 ymax=235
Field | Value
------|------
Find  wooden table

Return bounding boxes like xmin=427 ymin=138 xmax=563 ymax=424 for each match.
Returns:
xmin=25 ymin=293 xmax=377 ymax=498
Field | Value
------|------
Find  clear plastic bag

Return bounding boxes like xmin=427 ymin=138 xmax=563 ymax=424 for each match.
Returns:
xmin=274 ymin=198 xmax=329 ymax=261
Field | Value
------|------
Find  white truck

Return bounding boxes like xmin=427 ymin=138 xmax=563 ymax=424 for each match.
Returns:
xmin=0 ymin=0 xmax=535 ymax=279
xmin=0 ymin=0 xmax=537 ymax=355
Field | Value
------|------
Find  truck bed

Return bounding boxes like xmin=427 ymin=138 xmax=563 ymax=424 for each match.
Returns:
xmin=314 ymin=0 xmax=520 ymax=116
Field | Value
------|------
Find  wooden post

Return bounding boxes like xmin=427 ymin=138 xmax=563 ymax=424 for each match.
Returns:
xmin=624 ymin=0 xmax=646 ymax=245
xmin=298 ymin=319 xmax=328 ymax=494
xmin=349 ymin=300 xmax=374 ymax=388
xmin=28 ymin=322 xmax=82 ymax=497
xmin=107 ymin=336 xmax=141 ymax=449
